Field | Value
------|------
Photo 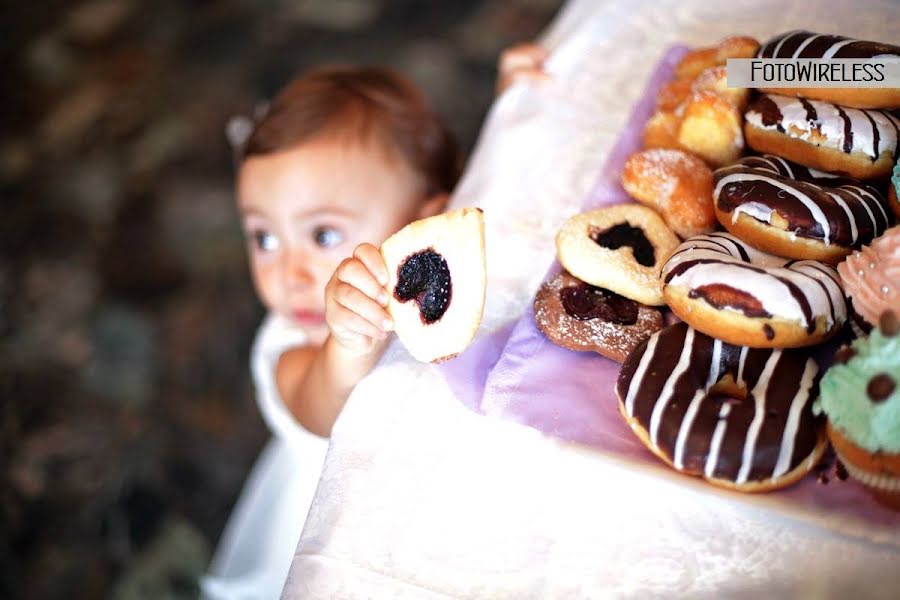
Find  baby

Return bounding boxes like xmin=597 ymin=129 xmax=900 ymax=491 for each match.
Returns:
xmin=204 ymin=44 xmax=547 ymax=599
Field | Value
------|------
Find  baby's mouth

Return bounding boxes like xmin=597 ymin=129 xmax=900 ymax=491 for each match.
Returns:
xmin=291 ymin=309 xmax=326 ymax=327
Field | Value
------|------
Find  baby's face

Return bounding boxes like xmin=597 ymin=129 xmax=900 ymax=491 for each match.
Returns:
xmin=238 ymin=137 xmax=429 ymax=345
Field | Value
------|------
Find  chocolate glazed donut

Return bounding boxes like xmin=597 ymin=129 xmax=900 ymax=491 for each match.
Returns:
xmin=757 ymin=30 xmax=900 ymax=109
xmin=616 ymin=322 xmax=827 ymax=492
xmin=714 ymin=155 xmax=894 ymax=263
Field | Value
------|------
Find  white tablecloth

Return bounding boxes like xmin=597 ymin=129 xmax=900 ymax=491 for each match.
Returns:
xmin=283 ymin=1 xmax=900 ymax=597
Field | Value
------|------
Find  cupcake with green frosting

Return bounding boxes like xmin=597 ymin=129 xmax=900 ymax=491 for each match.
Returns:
xmin=817 ymin=310 xmax=900 ymax=510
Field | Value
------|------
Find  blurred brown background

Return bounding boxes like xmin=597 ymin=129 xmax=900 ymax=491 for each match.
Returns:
xmin=0 ymin=0 xmax=563 ymax=597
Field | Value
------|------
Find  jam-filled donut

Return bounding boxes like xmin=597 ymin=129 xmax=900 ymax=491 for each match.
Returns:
xmin=381 ymin=208 xmax=485 ymax=363
xmin=745 ymin=93 xmax=900 ymax=180
xmin=556 ymin=204 xmax=680 ymax=306
xmin=662 ymin=232 xmax=846 ymax=348
xmin=616 ymin=322 xmax=827 ymax=492
xmin=714 ymin=155 xmax=894 ymax=264
xmin=757 ymin=31 xmax=900 ymax=109
xmin=533 ymin=271 xmax=663 ymax=363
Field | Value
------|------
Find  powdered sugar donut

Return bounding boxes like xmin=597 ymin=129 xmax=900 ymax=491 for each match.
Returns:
xmin=662 ymin=232 xmax=846 ymax=348
xmin=616 ymin=321 xmax=827 ymax=492
xmin=714 ymin=155 xmax=894 ymax=264
xmin=556 ymin=204 xmax=680 ymax=306
xmin=534 ymin=271 xmax=663 ymax=362
xmin=622 ymin=149 xmax=716 ymax=239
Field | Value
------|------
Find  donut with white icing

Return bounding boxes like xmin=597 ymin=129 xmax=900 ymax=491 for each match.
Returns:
xmin=757 ymin=31 xmax=900 ymax=109
xmin=745 ymin=93 xmax=900 ymax=180
xmin=616 ymin=321 xmax=827 ymax=492
xmin=714 ymin=155 xmax=894 ymax=264
xmin=661 ymin=232 xmax=847 ymax=348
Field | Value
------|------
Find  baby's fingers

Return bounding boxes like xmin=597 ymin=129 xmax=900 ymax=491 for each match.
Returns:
xmin=353 ymin=243 xmax=390 ymax=288
xmin=328 ymin=301 xmax=387 ymax=347
xmin=499 ymin=43 xmax=548 ymax=73
xmin=336 ymin=255 xmax=388 ymax=306
xmin=333 ymin=282 xmax=393 ymax=334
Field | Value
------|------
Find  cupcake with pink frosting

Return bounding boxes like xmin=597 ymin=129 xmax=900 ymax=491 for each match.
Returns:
xmin=838 ymin=225 xmax=900 ymax=334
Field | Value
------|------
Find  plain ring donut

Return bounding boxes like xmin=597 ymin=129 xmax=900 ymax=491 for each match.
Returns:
xmin=714 ymin=155 xmax=894 ymax=264
xmin=661 ymin=232 xmax=846 ymax=348
xmin=616 ymin=321 xmax=827 ymax=492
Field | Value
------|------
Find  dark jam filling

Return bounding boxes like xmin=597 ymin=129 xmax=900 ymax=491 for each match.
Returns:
xmin=394 ymin=248 xmax=452 ymax=324
xmin=590 ymin=223 xmax=655 ymax=267
xmin=689 ymin=284 xmax=772 ymax=319
xmin=559 ymin=283 xmax=639 ymax=325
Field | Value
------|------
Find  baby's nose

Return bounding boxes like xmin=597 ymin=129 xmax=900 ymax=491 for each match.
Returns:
xmin=284 ymin=251 xmax=314 ymax=288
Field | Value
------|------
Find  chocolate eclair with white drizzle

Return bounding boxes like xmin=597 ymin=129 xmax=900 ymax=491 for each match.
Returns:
xmin=661 ymin=232 xmax=846 ymax=348
xmin=745 ymin=93 xmax=900 ymax=180
xmin=756 ymin=30 xmax=900 ymax=109
xmin=714 ymin=154 xmax=894 ymax=263
xmin=616 ymin=321 xmax=827 ymax=492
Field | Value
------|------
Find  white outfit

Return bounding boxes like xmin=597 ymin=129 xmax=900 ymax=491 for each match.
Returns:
xmin=201 ymin=314 xmax=329 ymax=600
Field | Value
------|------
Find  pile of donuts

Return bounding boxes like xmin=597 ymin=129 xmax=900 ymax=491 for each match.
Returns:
xmin=535 ymin=30 xmax=900 ymax=501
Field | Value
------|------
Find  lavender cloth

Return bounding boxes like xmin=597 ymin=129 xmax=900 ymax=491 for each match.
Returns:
xmin=437 ymin=45 xmax=900 ymax=530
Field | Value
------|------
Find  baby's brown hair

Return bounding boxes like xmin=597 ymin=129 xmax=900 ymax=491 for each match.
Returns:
xmin=240 ymin=65 xmax=461 ymax=197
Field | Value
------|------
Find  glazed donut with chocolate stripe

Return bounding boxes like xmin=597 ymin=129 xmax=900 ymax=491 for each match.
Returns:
xmin=661 ymin=233 xmax=846 ymax=348
xmin=745 ymin=93 xmax=900 ymax=180
xmin=616 ymin=322 xmax=827 ymax=492
xmin=714 ymin=155 xmax=893 ymax=263
xmin=757 ymin=31 xmax=900 ymax=109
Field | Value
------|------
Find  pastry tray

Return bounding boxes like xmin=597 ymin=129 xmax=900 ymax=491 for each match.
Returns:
xmin=438 ymin=46 xmax=900 ymax=549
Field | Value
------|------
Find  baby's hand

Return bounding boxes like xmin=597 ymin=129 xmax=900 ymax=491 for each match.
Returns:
xmin=325 ymin=243 xmax=394 ymax=356
xmin=497 ymin=42 xmax=549 ymax=95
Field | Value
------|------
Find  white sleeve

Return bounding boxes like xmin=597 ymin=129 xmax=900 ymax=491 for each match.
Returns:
xmin=250 ymin=314 xmax=328 ymax=449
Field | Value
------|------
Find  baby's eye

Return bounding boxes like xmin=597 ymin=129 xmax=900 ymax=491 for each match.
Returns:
xmin=313 ymin=226 xmax=343 ymax=249
xmin=252 ymin=230 xmax=279 ymax=252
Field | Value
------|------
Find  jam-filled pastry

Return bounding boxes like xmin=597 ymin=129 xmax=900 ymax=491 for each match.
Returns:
xmin=616 ymin=321 xmax=827 ymax=492
xmin=556 ymin=204 xmax=680 ymax=306
xmin=817 ymin=311 xmax=900 ymax=510
xmin=837 ymin=225 xmax=900 ymax=329
xmin=757 ymin=31 xmax=900 ymax=109
xmin=714 ymin=155 xmax=894 ymax=264
xmin=662 ymin=232 xmax=846 ymax=348
xmin=745 ymin=93 xmax=900 ymax=180
xmin=533 ymin=271 xmax=663 ymax=363
xmin=622 ymin=149 xmax=716 ymax=239
xmin=380 ymin=207 xmax=485 ymax=363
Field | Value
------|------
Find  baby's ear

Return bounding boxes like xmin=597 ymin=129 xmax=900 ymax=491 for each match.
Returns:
xmin=416 ymin=192 xmax=449 ymax=220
